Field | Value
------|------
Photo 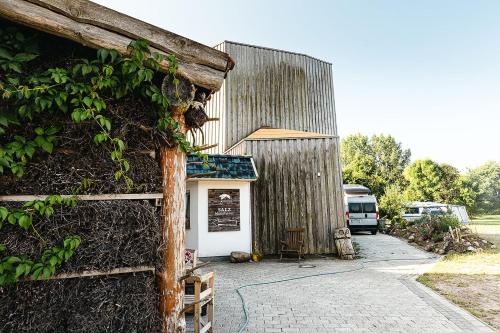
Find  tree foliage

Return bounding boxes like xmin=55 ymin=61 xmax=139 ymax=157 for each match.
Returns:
xmin=340 ymin=134 xmax=411 ymax=197
xmin=403 ymin=159 xmax=476 ymax=209
xmin=466 ymin=161 xmax=500 ymax=214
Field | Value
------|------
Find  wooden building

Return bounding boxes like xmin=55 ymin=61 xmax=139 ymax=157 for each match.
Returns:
xmin=194 ymin=41 xmax=345 ymax=255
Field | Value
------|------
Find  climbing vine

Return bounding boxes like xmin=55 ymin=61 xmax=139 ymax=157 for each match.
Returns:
xmin=0 ymin=26 xmax=194 ymax=285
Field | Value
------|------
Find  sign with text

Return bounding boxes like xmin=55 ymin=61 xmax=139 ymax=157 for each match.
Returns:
xmin=208 ymin=189 xmax=240 ymax=232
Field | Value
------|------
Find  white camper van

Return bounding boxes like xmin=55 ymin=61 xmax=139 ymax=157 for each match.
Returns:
xmin=343 ymin=185 xmax=379 ymax=234
xmin=403 ymin=202 xmax=470 ymax=224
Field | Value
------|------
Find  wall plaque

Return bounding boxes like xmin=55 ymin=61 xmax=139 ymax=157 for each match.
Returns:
xmin=208 ymin=189 xmax=240 ymax=232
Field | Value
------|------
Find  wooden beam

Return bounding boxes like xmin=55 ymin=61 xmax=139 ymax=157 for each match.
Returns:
xmin=23 ymin=266 xmax=155 ymax=281
xmin=26 ymin=0 xmax=233 ymax=72
xmin=193 ymin=144 xmax=218 ymax=152
xmin=0 ymin=193 xmax=163 ymax=202
xmin=0 ymin=0 xmax=226 ymax=91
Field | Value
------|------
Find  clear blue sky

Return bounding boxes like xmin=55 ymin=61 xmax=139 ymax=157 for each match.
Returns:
xmin=95 ymin=0 xmax=499 ymax=171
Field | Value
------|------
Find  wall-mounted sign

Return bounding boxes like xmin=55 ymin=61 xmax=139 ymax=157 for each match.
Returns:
xmin=208 ymin=189 xmax=240 ymax=232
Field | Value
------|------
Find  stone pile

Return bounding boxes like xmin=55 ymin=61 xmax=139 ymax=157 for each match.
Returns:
xmin=390 ymin=224 xmax=495 ymax=255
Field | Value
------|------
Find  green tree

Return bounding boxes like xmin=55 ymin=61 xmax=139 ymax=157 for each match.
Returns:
xmin=466 ymin=161 xmax=500 ymax=214
xmin=404 ymin=159 xmax=443 ymax=202
xmin=404 ymin=160 xmax=476 ymax=210
xmin=439 ymin=164 xmax=476 ymax=209
xmin=341 ymin=134 xmax=411 ymax=197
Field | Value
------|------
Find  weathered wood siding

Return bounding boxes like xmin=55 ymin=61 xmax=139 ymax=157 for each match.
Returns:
xmin=227 ymin=137 xmax=345 ymax=254
xmin=200 ymin=41 xmax=346 ymax=254
xmin=194 ymin=41 xmax=339 ymax=153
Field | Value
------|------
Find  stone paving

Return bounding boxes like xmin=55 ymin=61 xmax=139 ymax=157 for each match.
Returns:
xmin=188 ymin=234 xmax=495 ymax=332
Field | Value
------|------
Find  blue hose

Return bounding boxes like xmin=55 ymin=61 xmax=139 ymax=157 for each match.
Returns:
xmin=235 ymin=256 xmax=436 ymax=333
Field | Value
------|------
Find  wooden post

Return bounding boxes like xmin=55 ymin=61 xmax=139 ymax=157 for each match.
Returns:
xmin=158 ymin=76 xmax=195 ymax=333
xmin=159 ymin=140 xmax=187 ymax=332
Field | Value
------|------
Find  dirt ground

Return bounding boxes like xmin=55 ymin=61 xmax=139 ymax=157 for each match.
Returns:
xmin=418 ymin=251 xmax=500 ymax=331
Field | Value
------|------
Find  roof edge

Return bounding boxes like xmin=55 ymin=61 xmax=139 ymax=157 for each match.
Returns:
xmin=220 ymin=40 xmax=333 ymax=66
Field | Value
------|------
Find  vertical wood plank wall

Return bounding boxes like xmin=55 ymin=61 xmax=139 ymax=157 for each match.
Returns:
xmin=197 ymin=41 xmax=346 ymax=254
xmin=227 ymin=138 xmax=345 ymax=254
xmin=193 ymin=41 xmax=338 ymax=153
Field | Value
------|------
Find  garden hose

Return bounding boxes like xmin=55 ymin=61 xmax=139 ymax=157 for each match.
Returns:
xmin=235 ymin=256 xmax=437 ymax=333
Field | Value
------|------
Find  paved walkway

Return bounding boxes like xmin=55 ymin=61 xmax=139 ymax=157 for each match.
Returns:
xmin=189 ymin=234 xmax=495 ymax=333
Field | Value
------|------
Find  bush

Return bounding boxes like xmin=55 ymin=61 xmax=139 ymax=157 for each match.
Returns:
xmin=379 ymin=184 xmax=407 ymax=221
xmin=434 ymin=213 xmax=460 ymax=232
xmin=410 ymin=212 xmax=460 ymax=234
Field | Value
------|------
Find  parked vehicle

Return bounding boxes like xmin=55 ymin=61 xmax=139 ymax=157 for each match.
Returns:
xmin=344 ymin=194 xmax=379 ymax=234
xmin=343 ymin=184 xmax=371 ymax=196
xmin=402 ymin=202 xmax=470 ymax=224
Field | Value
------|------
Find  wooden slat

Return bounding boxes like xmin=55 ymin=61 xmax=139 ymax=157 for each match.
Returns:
xmin=26 ymin=0 xmax=232 ymax=72
xmin=24 ymin=265 xmax=154 ymax=281
xmin=0 ymin=193 xmax=163 ymax=202
xmin=198 ymin=288 xmax=212 ymax=301
xmin=0 ymin=0 xmax=227 ymax=91
xmin=200 ymin=322 xmax=212 ymax=333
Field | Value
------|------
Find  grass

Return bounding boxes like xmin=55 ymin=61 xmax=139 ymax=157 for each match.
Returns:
xmin=469 ymin=214 xmax=500 ymax=248
xmin=470 ymin=214 xmax=500 ymax=225
xmin=417 ymin=250 xmax=500 ymax=330
xmin=417 ymin=215 xmax=500 ymax=330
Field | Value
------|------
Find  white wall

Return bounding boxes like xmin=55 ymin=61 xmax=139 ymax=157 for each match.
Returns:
xmin=185 ymin=182 xmax=199 ymax=252
xmin=185 ymin=180 xmax=252 ymax=257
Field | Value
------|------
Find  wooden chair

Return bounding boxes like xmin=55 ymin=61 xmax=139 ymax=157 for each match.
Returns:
xmin=184 ymin=272 xmax=215 ymax=333
xmin=280 ymin=227 xmax=305 ymax=263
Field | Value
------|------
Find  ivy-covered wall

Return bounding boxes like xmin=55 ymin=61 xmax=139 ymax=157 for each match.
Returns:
xmin=0 ymin=20 xmax=173 ymax=332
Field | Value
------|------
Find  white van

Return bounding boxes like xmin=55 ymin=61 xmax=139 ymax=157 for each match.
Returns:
xmin=344 ymin=195 xmax=379 ymax=234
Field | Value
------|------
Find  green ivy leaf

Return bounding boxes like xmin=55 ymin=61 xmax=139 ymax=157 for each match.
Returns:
xmin=15 ymin=264 xmax=25 ymax=278
xmin=83 ymin=96 xmax=93 ymax=107
xmin=32 ymin=266 xmax=43 ymax=280
xmin=49 ymin=256 xmax=58 ymax=266
xmin=0 ymin=207 xmax=8 ymax=221
xmin=18 ymin=214 xmax=32 ymax=230
xmin=0 ymin=47 xmax=13 ymax=60
xmin=7 ymin=256 xmax=21 ymax=264
xmin=40 ymin=141 xmax=54 ymax=153
xmin=7 ymin=214 xmax=17 ymax=225
xmin=14 ymin=53 xmax=38 ymax=62
xmin=42 ymin=267 xmax=51 ymax=279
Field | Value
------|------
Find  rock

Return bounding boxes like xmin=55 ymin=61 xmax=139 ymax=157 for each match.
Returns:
xmin=464 ymin=241 xmax=471 ymax=247
xmin=491 ymin=245 xmax=497 ymax=249
xmin=424 ymin=244 xmax=434 ymax=252
xmin=481 ymin=239 xmax=488 ymax=244
xmin=472 ymin=241 xmax=479 ymax=247
xmin=230 ymin=251 xmax=251 ymax=263
xmin=438 ymin=249 xmax=446 ymax=255
xmin=466 ymin=246 xmax=476 ymax=252
xmin=408 ymin=234 xmax=415 ymax=242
